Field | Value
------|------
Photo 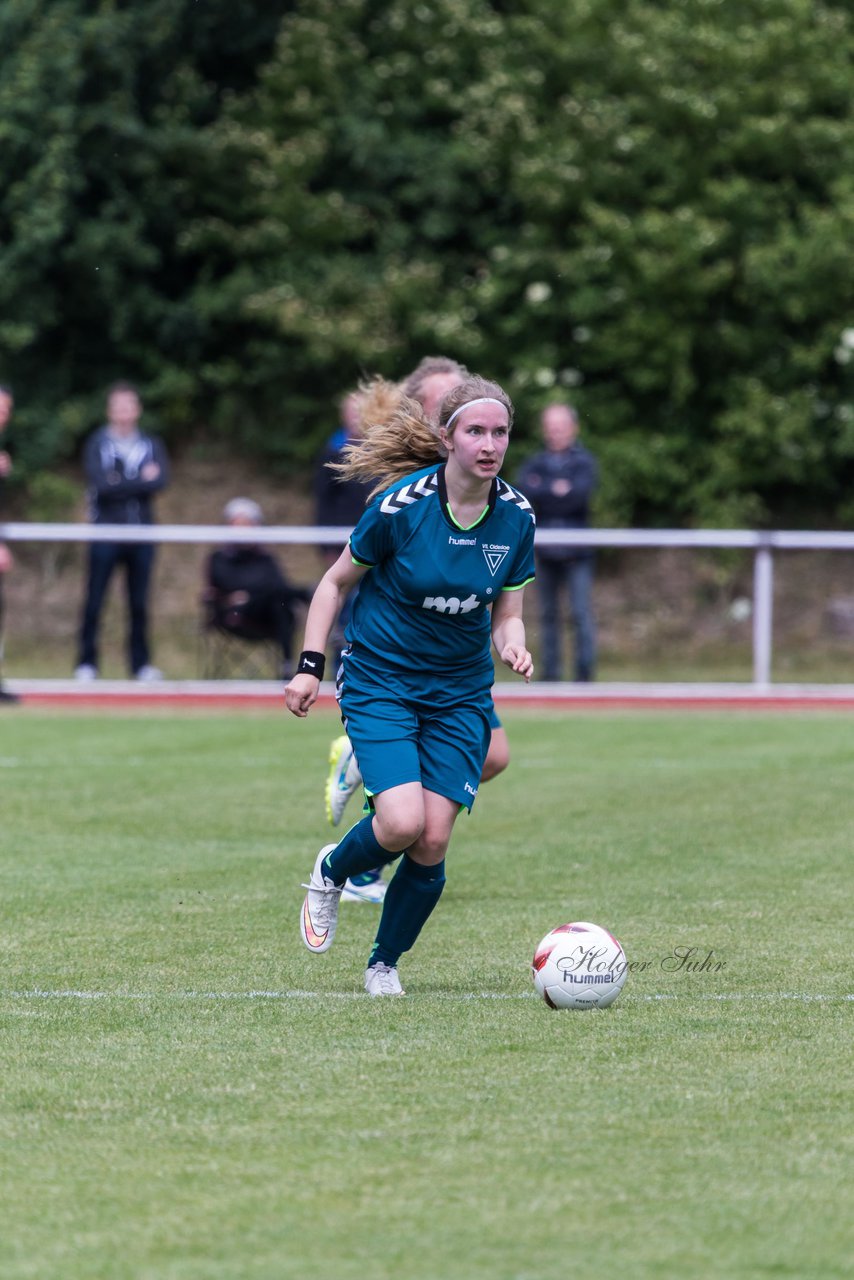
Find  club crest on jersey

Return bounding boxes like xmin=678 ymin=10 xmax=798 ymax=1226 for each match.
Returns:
xmin=482 ymin=544 xmax=510 ymax=576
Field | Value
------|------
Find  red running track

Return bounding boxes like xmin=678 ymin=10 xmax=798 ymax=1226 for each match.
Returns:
xmin=7 ymin=680 xmax=854 ymax=712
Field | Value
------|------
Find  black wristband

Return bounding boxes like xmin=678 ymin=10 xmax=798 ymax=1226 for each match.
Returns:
xmin=297 ymin=650 xmax=326 ymax=679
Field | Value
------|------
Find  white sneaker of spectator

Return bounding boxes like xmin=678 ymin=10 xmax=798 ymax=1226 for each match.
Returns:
xmin=135 ymin=665 xmax=163 ymax=682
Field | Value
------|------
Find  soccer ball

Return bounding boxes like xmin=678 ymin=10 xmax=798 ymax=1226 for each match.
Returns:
xmin=532 ymin=921 xmax=628 ymax=1010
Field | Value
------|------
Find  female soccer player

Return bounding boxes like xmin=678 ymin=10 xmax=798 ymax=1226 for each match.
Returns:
xmin=285 ymin=375 xmax=535 ymax=995
xmin=325 ymin=358 xmax=512 ymax=897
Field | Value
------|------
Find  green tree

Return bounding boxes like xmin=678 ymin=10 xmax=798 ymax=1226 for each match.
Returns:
xmin=229 ymin=0 xmax=854 ymax=521
xmin=0 ymin=0 xmax=289 ymax=476
xmin=4 ymin=0 xmax=854 ymax=525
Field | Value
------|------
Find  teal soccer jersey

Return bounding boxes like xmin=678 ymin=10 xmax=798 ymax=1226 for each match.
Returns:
xmin=347 ymin=462 xmax=535 ymax=686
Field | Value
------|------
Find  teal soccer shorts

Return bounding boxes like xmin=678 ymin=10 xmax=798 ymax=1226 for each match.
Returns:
xmin=337 ymin=646 xmax=492 ymax=811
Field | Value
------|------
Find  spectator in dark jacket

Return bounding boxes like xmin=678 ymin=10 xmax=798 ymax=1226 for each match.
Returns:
xmin=74 ymin=382 xmax=170 ymax=681
xmin=0 ymin=384 xmax=18 ymax=703
xmin=517 ymin=403 xmax=598 ymax=681
xmin=204 ymin=498 xmax=310 ymax=680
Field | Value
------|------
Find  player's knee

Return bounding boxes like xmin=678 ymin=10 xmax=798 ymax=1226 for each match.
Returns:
xmin=375 ymin=809 xmax=424 ymax=852
xmin=412 ymin=827 xmax=451 ymax=863
xmin=482 ymin=730 xmax=510 ymax=782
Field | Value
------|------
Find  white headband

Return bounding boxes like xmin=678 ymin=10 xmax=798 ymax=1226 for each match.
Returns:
xmin=444 ymin=397 xmax=508 ymax=430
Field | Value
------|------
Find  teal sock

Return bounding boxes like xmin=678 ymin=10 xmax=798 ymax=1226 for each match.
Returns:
xmin=323 ymin=815 xmax=399 ymax=887
xmin=347 ymin=870 xmax=381 ymax=887
xmin=369 ymin=856 xmax=446 ymax=968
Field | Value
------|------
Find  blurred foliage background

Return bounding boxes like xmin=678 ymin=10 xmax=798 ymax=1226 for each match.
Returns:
xmin=2 ymin=0 xmax=854 ymax=526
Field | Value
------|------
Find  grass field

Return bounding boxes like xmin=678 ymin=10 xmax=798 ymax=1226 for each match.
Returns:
xmin=1 ymin=707 xmax=851 ymax=1280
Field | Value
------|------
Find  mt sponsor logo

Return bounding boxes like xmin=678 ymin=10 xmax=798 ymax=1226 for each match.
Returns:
xmin=422 ymin=594 xmax=481 ymax=615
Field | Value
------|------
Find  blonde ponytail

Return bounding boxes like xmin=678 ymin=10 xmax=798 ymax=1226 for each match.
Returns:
xmin=329 ymin=377 xmax=445 ymax=499
xmin=329 ymin=372 xmax=514 ymax=500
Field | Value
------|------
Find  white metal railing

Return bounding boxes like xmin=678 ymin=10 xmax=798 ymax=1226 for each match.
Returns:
xmin=4 ymin=522 xmax=854 ymax=686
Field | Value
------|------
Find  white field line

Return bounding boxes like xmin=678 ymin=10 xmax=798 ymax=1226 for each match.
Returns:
xmin=1 ymin=989 xmax=852 ymax=1003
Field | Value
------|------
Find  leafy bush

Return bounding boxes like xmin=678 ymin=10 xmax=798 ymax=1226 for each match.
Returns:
xmin=2 ymin=0 xmax=854 ymax=524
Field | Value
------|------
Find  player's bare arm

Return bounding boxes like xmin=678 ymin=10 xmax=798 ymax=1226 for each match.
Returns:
xmin=491 ymin=587 xmax=533 ymax=682
xmin=285 ymin=548 xmax=368 ymax=718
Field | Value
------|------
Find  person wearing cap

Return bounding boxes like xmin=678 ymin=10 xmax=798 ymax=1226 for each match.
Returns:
xmin=204 ymin=498 xmax=310 ymax=680
xmin=286 ymin=373 xmax=535 ymax=997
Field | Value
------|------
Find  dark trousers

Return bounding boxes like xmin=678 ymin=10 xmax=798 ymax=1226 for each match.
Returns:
xmin=0 ymin=573 xmax=6 ymax=670
xmin=78 ymin=541 xmax=156 ymax=674
xmin=536 ymin=555 xmax=596 ymax=682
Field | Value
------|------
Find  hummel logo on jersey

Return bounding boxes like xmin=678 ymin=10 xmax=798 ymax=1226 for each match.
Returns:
xmin=380 ymin=472 xmax=439 ymax=515
xmin=422 ymin=594 xmax=481 ymax=615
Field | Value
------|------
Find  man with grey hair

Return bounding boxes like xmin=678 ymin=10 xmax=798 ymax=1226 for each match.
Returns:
xmin=204 ymin=497 xmax=310 ymax=679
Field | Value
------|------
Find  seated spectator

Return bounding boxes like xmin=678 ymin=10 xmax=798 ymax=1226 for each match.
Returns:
xmin=204 ymin=498 xmax=310 ymax=679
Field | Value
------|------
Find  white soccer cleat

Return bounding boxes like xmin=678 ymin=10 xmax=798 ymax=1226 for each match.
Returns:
xmin=341 ymin=872 xmax=387 ymax=904
xmin=364 ymin=963 xmax=405 ymax=997
xmin=325 ymin=735 xmax=363 ymax=827
xmin=300 ymin=844 xmax=343 ymax=954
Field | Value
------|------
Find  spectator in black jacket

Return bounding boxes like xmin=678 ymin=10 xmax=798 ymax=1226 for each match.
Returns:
xmin=0 ymin=384 xmax=19 ymax=703
xmin=517 ymin=403 xmax=598 ymax=681
xmin=204 ymin=498 xmax=310 ymax=680
xmin=74 ymin=382 xmax=170 ymax=681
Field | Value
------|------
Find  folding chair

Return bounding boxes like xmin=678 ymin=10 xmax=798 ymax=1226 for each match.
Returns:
xmin=199 ymin=600 xmax=283 ymax=680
